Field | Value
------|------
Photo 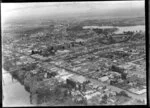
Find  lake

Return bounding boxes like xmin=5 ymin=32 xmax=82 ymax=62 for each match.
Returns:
xmin=82 ymin=25 xmax=145 ymax=34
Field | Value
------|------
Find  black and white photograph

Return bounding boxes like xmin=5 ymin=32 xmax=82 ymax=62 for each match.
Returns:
xmin=2 ymin=0 xmax=146 ymax=106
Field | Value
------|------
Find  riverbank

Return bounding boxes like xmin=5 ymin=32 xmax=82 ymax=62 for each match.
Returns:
xmin=2 ymin=69 xmax=35 ymax=107
xmin=2 ymin=68 xmax=82 ymax=106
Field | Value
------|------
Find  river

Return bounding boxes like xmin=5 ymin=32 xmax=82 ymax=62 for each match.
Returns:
xmin=82 ymin=25 xmax=145 ymax=34
xmin=2 ymin=69 xmax=35 ymax=107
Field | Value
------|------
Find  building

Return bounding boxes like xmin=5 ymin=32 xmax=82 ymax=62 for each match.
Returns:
xmin=56 ymin=49 xmax=70 ymax=54
xmin=135 ymin=89 xmax=146 ymax=94
xmin=84 ymin=91 xmax=101 ymax=100
xmin=128 ymin=88 xmax=146 ymax=94
xmin=55 ymin=73 xmax=73 ymax=83
xmin=60 ymin=74 xmax=74 ymax=82
xmin=98 ymin=76 xmax=109 ymax=82
xmin=75 ymin=39 xmax=85 ymax=43
xmin=66 ymin=75 xmax=89 ymax=91
xmin=111 ymin=65 xmax=125 ymax=73
xmin=31 ymin=54 xmax=48 ymax=61
xmin=85 ymin=91 xmax=102 ymax=105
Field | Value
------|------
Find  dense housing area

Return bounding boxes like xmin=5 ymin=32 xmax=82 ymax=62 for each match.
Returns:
xmin=2 ymin=17 xmax=146 ymax=106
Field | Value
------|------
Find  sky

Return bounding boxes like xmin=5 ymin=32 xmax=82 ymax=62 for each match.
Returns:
xmin=1 ymin=1 xmax=145 ymax=24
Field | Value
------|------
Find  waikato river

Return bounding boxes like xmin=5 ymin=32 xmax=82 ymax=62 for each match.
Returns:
xmin=83 ymin=25 xmax=145 ymax=34
xmin=2 ymin=68 xmax=35 ymax=107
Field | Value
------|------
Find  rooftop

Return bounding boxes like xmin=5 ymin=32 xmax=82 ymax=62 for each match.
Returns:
xmin=69 ymin=75 xmax=87 ymax=84
xmin=75 ymin=39 xmax=85 ymax=43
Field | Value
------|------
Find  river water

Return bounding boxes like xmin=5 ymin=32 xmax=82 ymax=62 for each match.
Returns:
xmin=2 ymin=69 xmax=35 ymax=107
xmin=83 ymin=25 xmax=145 ymax=34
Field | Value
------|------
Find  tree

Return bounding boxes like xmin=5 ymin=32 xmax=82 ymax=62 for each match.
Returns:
xmin=103 ymin=94 xmax=108 ymax=100
xmin=103 ymin=86 xmax=107 ymax=89
xmin=111 ymin=65 xmax=124 ymax=73
xmin=121 ymin=73 xmax=127 ymax=80
xmin=93 ymin=29 xmax=103 ymax=34
xmin=123 ymin=31 xmax=134 ymax=35
xmin=118 ymin=91 xmax=129 ymax=97
xmin=100 ymin=94 xmax=108 ymax=104
xmin=3 ymin=57 xmax=14 ymax=71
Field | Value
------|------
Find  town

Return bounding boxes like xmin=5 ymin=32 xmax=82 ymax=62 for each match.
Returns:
xmin=2 ymin=17 xmax=146 ymax=105
xmin=2 ymin=2 xmax=146 ymax=106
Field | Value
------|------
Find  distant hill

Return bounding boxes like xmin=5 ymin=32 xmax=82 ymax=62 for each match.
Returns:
xmin=2 ymin=2 xmax=145 ymax=25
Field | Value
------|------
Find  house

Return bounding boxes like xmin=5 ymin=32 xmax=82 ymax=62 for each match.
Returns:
xmin=98 ymin=76 xmax=109 ymax=82
xmin=56 ymin=49 xmax=70 ymax=54
xmin=73 ymin=94 xmax=85 ymax=104
xmin=31 ymin=69 xmax=38 ymax=75
xmin=16 ymin=61 xmax=22 ymax=65
xmin=61 ymin=74 xmax=74 ymax=82
xmin=128 ymin=87 xmax=136 ymax=92
xmin=92 ymin=84 xmax=100 ymax=89
xmin=56 ymin=73 xmax=73 ymax=83
xmin=75 ymin=39 xmax=85 ymax=43
xmin=135 ymin=89 xmax=146 ymax=95
xmin=87 ymin=96 xmax=102 ymax=105
xmin=31 ymin=54 xmax=48 ymax=60
xmin=71 ymin=75 xmax=88 ymax=84
xmin=57 ymin=69 xmax=69 ymax=75
xmin=98 ymin=86 xmax=103 ymax=91
xmin=107 ymin=98 xmax=116 ymax=104
xmin=116 ymin=96 xmax=130 ymax=105
xmin=84 ymin=91 xmax=101 ymax=100
xmin=84 ymin=90 xmax=96 ymax=95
